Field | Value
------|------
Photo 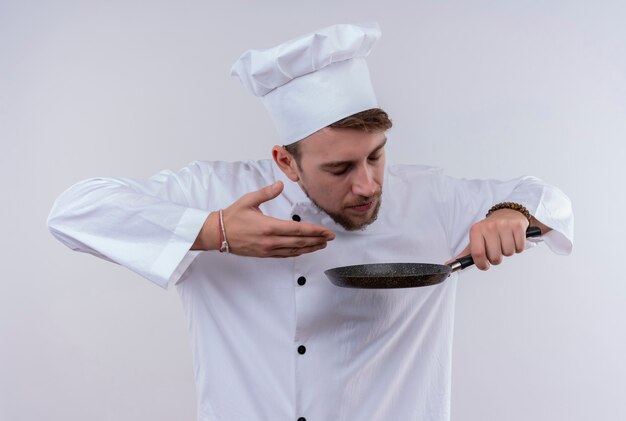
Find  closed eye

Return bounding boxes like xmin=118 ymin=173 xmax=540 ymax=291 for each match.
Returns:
xmin=330 ymin=166 xmax=350 ymax=176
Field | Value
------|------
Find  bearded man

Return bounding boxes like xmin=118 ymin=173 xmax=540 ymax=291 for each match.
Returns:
xmin=48 ymin=22 xmax=573 ymax=421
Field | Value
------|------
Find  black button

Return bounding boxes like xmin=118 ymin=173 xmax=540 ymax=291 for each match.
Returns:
xmin=298 ymin=418 xmax=306 ymax=421
xmin=292 ymin=214 xmax=301 ymax=222
xmin=297 ymin=276 xmax=306 ymax=286
xmin=297 ymin=345 xmax=306 ymax=355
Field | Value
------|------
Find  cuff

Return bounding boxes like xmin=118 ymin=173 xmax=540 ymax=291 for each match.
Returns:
xmin=149 ymin=207 xmax=211 ymax=288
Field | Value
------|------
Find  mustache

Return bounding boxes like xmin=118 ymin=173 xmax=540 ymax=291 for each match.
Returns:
xmin=345 ymin=190 xmax=382 ymax=208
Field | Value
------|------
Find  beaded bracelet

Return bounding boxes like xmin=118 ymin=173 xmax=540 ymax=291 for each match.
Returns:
xmin=486 ymin=202 xmax=532 ymax=223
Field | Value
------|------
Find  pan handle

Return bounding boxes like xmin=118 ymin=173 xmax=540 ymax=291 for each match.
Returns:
xmin=450 ymin=226 xmax=542 ymax=272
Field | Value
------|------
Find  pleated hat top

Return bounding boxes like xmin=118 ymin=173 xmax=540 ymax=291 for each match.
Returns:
xmin=231 ymin=22 xmax=381 ymax=144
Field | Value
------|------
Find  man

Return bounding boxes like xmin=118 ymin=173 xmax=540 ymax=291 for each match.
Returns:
xmin=48 ymin=23 xmax=573 ymax=421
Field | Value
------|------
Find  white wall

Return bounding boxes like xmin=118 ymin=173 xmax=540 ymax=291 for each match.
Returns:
xmin=1 ymin=0 xmax=624 ymax=420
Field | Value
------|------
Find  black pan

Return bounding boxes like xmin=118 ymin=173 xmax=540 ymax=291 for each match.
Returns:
xmin=325 ymin=226 xmax=542 ymax=289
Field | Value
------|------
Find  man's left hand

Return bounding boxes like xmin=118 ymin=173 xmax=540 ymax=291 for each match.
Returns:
xmin=446 ymin=209 xmax=532 ymax=270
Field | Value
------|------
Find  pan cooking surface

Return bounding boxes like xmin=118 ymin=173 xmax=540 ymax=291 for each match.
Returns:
xmin=324 ymin=263 xmax=451 ymax=289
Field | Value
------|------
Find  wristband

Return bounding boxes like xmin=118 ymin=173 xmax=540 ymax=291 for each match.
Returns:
xmin=486 ymin=202 xmax=532 ymax=223
xmin=218 ymin=209 xmax=230 ymax=253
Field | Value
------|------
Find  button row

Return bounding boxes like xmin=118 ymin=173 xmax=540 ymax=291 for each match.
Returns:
xmin=296 ymin=344 xmax=306 ymax=421
xmin=294 ymin=213 xmax=306 ymax=421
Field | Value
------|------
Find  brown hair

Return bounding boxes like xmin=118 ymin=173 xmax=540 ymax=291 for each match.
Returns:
xmin=284 ymin=108 xmax=392 ymax=164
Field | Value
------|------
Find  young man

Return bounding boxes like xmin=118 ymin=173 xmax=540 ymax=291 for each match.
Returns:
xmin=48 ymin=23 xmax=573 ymax=421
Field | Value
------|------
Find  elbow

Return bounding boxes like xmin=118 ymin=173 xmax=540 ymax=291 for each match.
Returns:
xmin=46 ymin=177 xmax=112 ymax=247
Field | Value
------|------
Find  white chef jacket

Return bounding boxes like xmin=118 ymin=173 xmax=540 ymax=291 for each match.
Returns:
xmin=47 ymin=159 xmax=573 ymax=421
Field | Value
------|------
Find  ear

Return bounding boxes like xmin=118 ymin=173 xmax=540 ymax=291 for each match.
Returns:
xmin=272 ymin=146 xmax=300 ymax=182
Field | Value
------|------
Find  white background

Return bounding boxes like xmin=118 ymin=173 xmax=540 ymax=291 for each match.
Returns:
xmin=1 ymin=0 xmax=625 ymax=420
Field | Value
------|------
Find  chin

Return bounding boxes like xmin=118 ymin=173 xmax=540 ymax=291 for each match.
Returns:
xmin=330 ymin=202 xmax=381 ymax=231
xmin=303 ymin=188 xmax=382 ymax=231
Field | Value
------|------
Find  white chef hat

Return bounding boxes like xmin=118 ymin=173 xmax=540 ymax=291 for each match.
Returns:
xmin=230 ymin=22 xmax=381 ymax=144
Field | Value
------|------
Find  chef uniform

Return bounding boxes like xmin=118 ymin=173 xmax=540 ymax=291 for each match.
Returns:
xmin=47 ymin=23 xmax=574 ymax=421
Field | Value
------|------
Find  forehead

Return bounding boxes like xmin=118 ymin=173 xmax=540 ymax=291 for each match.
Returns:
xmin=298 ymin=128 xmax=386 ymax=160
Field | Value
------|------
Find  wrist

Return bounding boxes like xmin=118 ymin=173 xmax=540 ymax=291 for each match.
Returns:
xmin=191 ymin=211 xmax=221 ymax=251
xmin=486 ymin=202 xmax=531 ymax=223
xmin=487 ymin=208 xmax=530 ymax=224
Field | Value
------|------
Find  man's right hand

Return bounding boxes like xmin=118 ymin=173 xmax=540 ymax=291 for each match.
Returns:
xmin=192 ymin=181 xmax=336 ymax=257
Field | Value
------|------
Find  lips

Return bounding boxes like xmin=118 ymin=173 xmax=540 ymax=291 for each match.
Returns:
xmin=348 ymin=201 xmax=374 ymax=212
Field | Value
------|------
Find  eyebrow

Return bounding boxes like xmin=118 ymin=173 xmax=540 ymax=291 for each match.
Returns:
xmin=320 ymin=138 xmax=387 ymax=169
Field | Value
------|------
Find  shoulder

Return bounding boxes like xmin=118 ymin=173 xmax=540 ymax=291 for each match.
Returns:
xmin=186 ymin=159 xmax=277 ymax=194
xmin=384 ymin=164 xmax=451 ymax=211
xmin=387 ymin=163 xmax=445 ymax=179
xmin=149 ymin=159 xmax=276 ymax=195
xmin=386 ymin=164 xmax=447 ymax=190
xmin=151 ymin=159 xmax=277 ymax=207
xmin=169 ymin=159 xmax=275 ymax=185
xmin=185 ymin=159 xmax=274 ymax=177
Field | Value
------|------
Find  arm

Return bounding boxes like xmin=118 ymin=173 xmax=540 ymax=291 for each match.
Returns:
xmin=48 ymin=163 xmax=335 ymax=288
xmin=47 ymin=166 xmax=212 ymax=288
xmin=191 ymin=181 xmax=334 ymax=256
xmin=443 ymin=175 xmax=574 ymax=270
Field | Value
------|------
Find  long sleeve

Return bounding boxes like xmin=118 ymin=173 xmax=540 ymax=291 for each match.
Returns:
xmin=441 ymin=175 xmax=574 ymax=258
xmin=47 ymin=163 xmax=212 ymax=288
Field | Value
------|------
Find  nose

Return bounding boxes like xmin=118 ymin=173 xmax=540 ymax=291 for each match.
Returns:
xmin=351 ymin=164 xmax=377 ymax=197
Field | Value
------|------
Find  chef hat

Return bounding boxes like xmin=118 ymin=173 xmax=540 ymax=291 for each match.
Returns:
xmin=231 ymin=22 xmax=381 ymax=144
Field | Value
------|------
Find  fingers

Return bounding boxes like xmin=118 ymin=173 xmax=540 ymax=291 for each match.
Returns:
xmin=221 ymin=183 xmax=338 ymax=258
xmin=512 ymin=227 xmax=526 ymax=253
xmin=238 ymin=181 xmax=284 ymax=208
xmin=268 ymin=235 xmax=331 ymax=250
xmin=254 ymin=219 xmax=335 ymax=257
xmin=466 ymin=215 xmax=529 ymax=270
xmin=232 ymin=232 xmax=332 ymax=258
xmin=499 ymin=229 xmax=517 ymax=257
xmin=470 ymin=225 xmax=490 ymax=270
xmin=269 ymin=242 xmax=329 ymax=258
xmin=447 ymin=231 xmax=516 ymax=268
xmin=264 ymin=218 xmax=336 ymax=240
xmin=485 ymin=230 xmax=503 ymax=265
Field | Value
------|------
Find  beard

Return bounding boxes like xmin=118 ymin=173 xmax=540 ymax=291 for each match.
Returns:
xmin=301 ymin=187 xmax=383 ymax=231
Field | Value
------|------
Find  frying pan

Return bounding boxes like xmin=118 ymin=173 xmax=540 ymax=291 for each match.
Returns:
xmin=325 ymin=226 xmax=542 ymax=289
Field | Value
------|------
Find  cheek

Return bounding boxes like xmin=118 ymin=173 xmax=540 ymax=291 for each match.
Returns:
xmin=313 ymin=178 xmax=351 ymax=205
xmin=376 ymin=172 xmax=385 ymax=187
xmin=374 ymin=163 xmax=385 ymax=186
xmin=318 ymin=180 xmax=344 ymax=198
